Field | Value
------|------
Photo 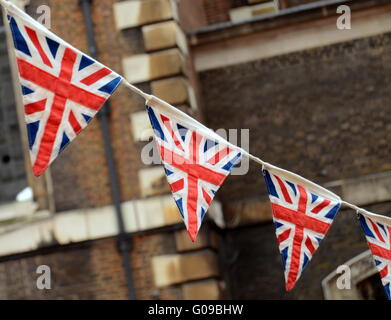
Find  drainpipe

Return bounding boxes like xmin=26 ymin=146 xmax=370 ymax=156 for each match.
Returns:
xmin=79 ymin=0 xmax=137 ymax=300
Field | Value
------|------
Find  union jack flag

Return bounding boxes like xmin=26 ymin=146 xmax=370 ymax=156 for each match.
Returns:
xmin=263 ymin=169 xmax=341 ymax=291
xmin=7 ymin=11 xmax=122 ymax=176
xmin=358 ymin=212 xmax=391 ymax=299
xmin=146 ymin=104 xmax=242 ymax=242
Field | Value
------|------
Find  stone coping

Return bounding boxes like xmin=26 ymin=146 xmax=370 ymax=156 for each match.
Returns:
xmin=0 ymin=195 xmax=222 ymax=258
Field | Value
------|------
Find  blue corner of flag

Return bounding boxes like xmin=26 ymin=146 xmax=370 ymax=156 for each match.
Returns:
xmin=98 ymin=77 xmax=123 ymax=95
xmin=27 ymin=121 xmax=40 ymax=150
xmin=146 ymin=106 xmax=166 ymax=142
xmin=46 ymin=37 xmax=60 ymax=59
xmin=82 ymin=114 xmax=92 ymax=123
xmin=175 ymin=198 xmax=184 ymax=219
xmin=79 ymin=55 xmax=95 ymax=71
xmin=9 ymin=17 xmax=31 ymax=57
xmin=60 ymin=133 xmax=70 ymax=153
xmin=22 ymin=86 xmax=34 ymax=95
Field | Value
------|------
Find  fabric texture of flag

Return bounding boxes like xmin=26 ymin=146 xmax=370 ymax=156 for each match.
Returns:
xmin=263 ymin=167 xmax=341 ymax=291
xmin=358 ymin=211 xmax=391 ymax=299
xmin=6 ymin=6 xmax=122 ymax=176
xmin=146 ymin=96 xmax=242 ymax=242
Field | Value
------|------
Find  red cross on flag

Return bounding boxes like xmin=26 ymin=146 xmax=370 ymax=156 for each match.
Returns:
xmin=358 ymin=211 xmax=391 ymax=299
xmin=263 ymin=166 xmax=342 ymax=291
xmin=146 ymin=96 xmax=242 ymax=242
xmin=6 ymin=5 xmax=122 ymax=176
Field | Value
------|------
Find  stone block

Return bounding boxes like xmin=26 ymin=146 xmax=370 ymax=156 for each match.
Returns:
xmin=135 ymin=196 xmax=165 ymax=230
xmin=229 ymin=3 xmax=277 ymax=23
xmin=0 ymin=200 xmax=38 ymax=221
xmin=225 ymin=199 xmax=272 ymax=228
xmin=85 ymin=206 xmax=119 ymax=240
xmin=143 ymin=21 xmax=176 ymax=51
xmin=341 ymin=172 xmax=391 ymax=206
xmin=162 ymin=196 xmax=183 ymax=225
xmin=121 ymin=201 xmax=138 ymax=233
xmin=123 ymin=49 xmax=182 ymax=83
xmin=152 ymin=250 xmax=219 ymax=287
xmin=134 ymin=195 xmax=182 ymax=231
xmin=139 ymin=166 xmax=170 ymax=198
xmin=175 ymin=228 xmax=209 ymax=252
xmin=151 ymin=77 xmax=188 ymax=105
xmin=152 ymin=254 xmax=182 ymax=287
xmin=114 ymin=0 xmax=172 ymax=30
xmin=53 ymin=212 xmax=88 ymax=244
xmin=182 ymin=280 xmax=221 ymax=300
xmin=0 ymin=195 xmax=183 ymax=258
xmin=0 ymin=221 xmax=53 ymax=257
xmin=142 ymin=21 xmax=188 ymax=53
xmin=130 ymin=110 xmax=153 ymax=142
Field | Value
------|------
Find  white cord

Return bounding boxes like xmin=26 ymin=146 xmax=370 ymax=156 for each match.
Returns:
xmin=341 ymin=201 xmax=365 ymax=215
xmin=123 ymin=80 xmax=152 ymax=102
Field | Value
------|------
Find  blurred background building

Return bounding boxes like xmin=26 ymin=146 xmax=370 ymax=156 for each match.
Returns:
xmin=0 ymin=0 xmax=391 ymax=299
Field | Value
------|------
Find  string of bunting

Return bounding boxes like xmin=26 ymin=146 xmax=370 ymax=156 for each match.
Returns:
xmin=1 ymin=0 xmax=390 ymax=298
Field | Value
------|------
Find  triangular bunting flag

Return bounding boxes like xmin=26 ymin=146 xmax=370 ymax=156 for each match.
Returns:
xmin=5 ymin=6 xmax=122 ymax=176
xmin=358 ymin=211 xmax=391 ymax=299
xmin=146 ymin=97 xmax=242 ymax=242
xmin=263 ymin=167 xmax=341 ymax=291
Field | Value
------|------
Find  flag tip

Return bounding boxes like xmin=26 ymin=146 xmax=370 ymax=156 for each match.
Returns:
xmin=285 ymin=282 xmax=295 ymax=292
xmin=32 ymin=165 xmax=45 ymax=177
xmin=188 ymin=230 xmax=197 ymax=243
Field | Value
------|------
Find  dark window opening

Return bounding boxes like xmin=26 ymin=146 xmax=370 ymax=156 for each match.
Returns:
xmin=357 ymin=273 xmax=388 ymax=300
xmin=2 ymin=155 xmax=10 ymax=164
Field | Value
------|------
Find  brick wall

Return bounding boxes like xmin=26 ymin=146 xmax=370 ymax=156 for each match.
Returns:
xmin=197 ymin=28 xmax=391 ymax=299
xmin=199 ymin=32 xmax=391 ymax=203
xmin=0 ymin=233 xmax=181 ymax=300
xmin=202 ymin=0 xmax=233 ymax=25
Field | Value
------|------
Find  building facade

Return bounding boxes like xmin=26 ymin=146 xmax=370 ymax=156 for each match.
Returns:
xmin=0 ymin=0 xmax=390 ymax=299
